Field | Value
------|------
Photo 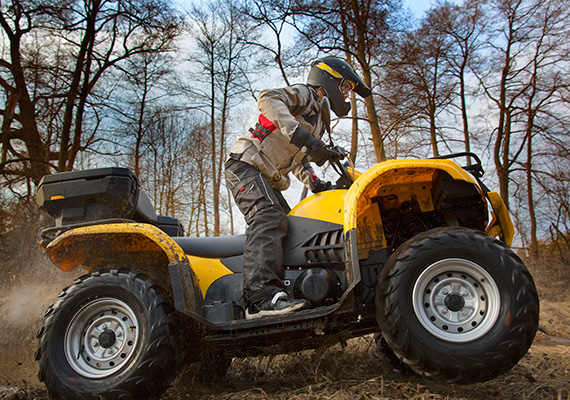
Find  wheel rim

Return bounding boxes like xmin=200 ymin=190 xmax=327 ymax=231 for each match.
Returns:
xmin=412 ymin=258 xmax=501 ymax=343
xmin=65 ymin=298 xmax=140 ymax=378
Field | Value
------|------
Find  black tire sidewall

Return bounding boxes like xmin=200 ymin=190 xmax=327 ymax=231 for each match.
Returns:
xmin=39 ymin=270 xmax=179 ymax=399
xmin=377 ymin=227 xmax=538 ymax=381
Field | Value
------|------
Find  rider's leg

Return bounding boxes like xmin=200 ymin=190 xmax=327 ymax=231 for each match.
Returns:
xmin=225 ymin=159 xmax=308 ymax=318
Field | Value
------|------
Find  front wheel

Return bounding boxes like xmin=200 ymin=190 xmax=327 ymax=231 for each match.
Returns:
xmin=36 ymin=269 xmax=184 ymax=399
xmin=376 ymin=227 xmax=539 ymax=384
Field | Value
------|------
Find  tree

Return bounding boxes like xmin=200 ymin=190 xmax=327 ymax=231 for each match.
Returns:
xmin=0 ymin=0 xmax=181 ymax=197
xmin=109 ymin=51 xmax=180 ymax=177
xmin=521 ymin=0 xmax=570 ymax=256
xmin=474 ymin=0 xmax=543 ymax=208
xmin=389 ymin=18 xmax=457 ymax=157
xmin=188 ymin=0 xmax=258 ymax=236
xmin=240 ymin=0 xmax=296 ymax=86
xmin=432 ymin=0 xmax=486 ymax=161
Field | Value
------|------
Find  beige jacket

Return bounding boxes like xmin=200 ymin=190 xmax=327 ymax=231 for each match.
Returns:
xmin=228 ymin=84 xmax=327 ymax=191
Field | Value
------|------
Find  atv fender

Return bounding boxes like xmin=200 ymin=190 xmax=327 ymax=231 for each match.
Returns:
xmin=486 ymin=191 xmax=514 ymax=246
xmin=342 ymin=159 xmax=488 ymax=295
xmin=44 ymin=223 xmax=202 ymax=317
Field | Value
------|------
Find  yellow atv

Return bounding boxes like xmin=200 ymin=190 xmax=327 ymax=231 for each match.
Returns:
xmin=35 ymin=152 xmax=538 ymax=399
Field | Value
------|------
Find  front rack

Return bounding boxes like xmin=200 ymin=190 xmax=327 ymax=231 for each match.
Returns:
xmin=432 ymin=152 xmax=485 ymax=178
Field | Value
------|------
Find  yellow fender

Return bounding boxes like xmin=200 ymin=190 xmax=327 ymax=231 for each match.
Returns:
xmin=44 ymin=223 xmax=202 ymax=316
xmin=341 ymin=159 xmax=488 ymax=292
xmin=486 ymin=191 xmax=515 ymax=246
xmin=45 ymin=223 xmax=186 ymax=270
xmin=344 ymin=159 xmax=480 ymax=233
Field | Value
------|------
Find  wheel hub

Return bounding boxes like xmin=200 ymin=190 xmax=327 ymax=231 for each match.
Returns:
xmin=412 ymin=258 xmax=501 ymax=343
xmin=65 ymin=298 xmax=140 ymax=378
xmin=444 ymin=292 xmax=465 ymax=312
xmin=98 ymin=329 xmax=117 ymax=348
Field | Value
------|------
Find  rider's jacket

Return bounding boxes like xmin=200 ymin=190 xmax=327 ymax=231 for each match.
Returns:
xmin=228 ymin=84 xmax=327 ymax=191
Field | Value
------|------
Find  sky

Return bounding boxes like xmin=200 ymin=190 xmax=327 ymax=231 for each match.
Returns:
xmin=405 ymin=0 xmax=433 ymax=18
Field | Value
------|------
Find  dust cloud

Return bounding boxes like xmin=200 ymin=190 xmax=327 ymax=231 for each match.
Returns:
xmin=0 ymin=242 xmax=80 ymax=397
xmin=1 ymin=284 xmax=58 ymax=328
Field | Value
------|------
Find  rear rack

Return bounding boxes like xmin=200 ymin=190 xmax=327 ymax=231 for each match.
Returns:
xmin=40 ymin=218 xmax=136 ymax=245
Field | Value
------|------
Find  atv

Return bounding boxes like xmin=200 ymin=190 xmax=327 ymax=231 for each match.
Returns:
xmin=35 ymin=151 xmax=539 ymax=399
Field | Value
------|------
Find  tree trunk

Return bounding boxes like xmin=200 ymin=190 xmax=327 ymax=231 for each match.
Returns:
xmin=526 ymin=133 xmax=538 ymax=258
xmin=349 ymin=92 xmax=358 ymax=162
xmin=4 ymin=31 xmax=47 ymax=184
xmin=429 ymin=100 xmax=438 ymax=157
xmin=209 ymin=54 xmax=219 ymax=236
xmin=58 ymin=0 xmax=99 ymax=172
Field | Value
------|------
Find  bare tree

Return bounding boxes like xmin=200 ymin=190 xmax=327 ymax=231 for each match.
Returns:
xmin=397 ymin=22 xmax=457 ymax=156
xmin=377 ymin=10 xmax=458 ymax=158
xmin=473 ymin=0 xmax=544 ymax=208
xmin=187 ymin=0 xmax=257 ymax=236
xmin=521 ymin=0 xmax=570 ymax=256
xmin=0 ymin=0 xmax=181 ymax=196
xmin=240 ymin=0 xmax=296 ymax=86
xmin=109 ymin=51 xmax=179 ymax=177
xmin=431 ymin=0 xmax=486 ymax=162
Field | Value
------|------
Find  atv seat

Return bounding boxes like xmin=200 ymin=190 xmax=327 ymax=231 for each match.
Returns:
xmin=172 ymin=235 xmax=246 ymax=258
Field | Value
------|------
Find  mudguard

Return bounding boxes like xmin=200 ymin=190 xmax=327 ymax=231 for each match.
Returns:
xmin=43 ymin=223 xmax=203 ymax=317
xmin=342 ymin=158 xmax=514 ymax=298
xmin=486 ymin=191 xmax=515 ymax=246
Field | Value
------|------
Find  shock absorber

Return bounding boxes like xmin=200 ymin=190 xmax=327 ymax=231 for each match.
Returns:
xmin=401 ymin=204 xmax=424 ymax=239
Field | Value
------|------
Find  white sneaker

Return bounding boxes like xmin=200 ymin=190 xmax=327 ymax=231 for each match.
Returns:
xmin=245 ymin=292 xmax=309 ymax=319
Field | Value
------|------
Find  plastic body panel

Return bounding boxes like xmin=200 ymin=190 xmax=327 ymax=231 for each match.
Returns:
xmin=44 ymin=222 xmax=202 ymax=316
xmin=341 ymin=158 xmax=489 ymax=303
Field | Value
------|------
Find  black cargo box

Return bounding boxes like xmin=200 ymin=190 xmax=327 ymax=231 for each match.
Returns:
xmin=156 ymin=216 xmax=185 ymax=237
xmin=37 ymin=167 xmax=183 ymax=236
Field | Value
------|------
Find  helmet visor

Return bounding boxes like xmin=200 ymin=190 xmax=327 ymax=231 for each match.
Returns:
xmin=339 ymin=78 xmax=355 ymax=99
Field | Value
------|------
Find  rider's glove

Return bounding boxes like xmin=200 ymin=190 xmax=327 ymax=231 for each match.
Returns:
xmin=327 ymin=146 xmax=346 ymax=163
xmin=312 ymin=179 xmax=333 ymax=193
xmin=290 ymin=126 xmax=328 ymax=166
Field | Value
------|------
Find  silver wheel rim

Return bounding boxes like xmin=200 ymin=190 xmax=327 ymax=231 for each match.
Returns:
xmin=65 ymin=298 xmax=140 ymax=378
xmin=412 ymin=258 xmax=500 ymax=343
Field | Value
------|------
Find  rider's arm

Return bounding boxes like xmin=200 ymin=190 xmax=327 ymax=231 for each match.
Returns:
xmin=258 ymin=85 xmax=328 ymax=165
xmin=257 ymin=84 xmax=316 ymax=142
xmin=291 ymin=156 xmax=319 ymax=192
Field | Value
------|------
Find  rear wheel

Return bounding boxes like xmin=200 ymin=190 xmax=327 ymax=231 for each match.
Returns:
xmin=36 ymin=269 xmax=183 ymax=399
xmin=376 ymin=227 xmax=539 ymax=383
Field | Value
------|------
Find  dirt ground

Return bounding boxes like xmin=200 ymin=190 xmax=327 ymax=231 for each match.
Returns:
xmin=0 ymin=255 xmax=569 ymax=400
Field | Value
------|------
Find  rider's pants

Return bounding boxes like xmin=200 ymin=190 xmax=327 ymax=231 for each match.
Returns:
xmin=224 ymin=159 xmax=290 ymax=305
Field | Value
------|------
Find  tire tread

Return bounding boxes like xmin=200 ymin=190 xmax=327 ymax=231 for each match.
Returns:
xmin=36 ymin=269 xmax=183 ymax=400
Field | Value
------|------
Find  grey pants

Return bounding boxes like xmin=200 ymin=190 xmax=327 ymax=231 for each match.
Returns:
xmin=224 ymin=159 xmax=291 ymax=306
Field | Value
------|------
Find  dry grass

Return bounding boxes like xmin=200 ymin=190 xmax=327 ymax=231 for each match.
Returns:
xmin=527 ymin=255 xmax=570 ymax=302
xmin=160 ymin=332 xmax=570 ymax=400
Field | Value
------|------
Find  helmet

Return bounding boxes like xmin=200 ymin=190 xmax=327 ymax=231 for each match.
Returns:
xmin=307 ymin=57 xmax=372 ymax=117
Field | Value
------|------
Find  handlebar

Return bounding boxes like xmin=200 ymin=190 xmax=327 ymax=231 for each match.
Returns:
xmin=327 ymin=145 xmax=355 ymax=189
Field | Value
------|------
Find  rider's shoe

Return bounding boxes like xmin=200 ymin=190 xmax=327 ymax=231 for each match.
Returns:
xmin=245 ymin=292 xmax=309 ymax=319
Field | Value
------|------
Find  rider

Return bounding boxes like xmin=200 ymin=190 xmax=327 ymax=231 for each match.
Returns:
xmin=224 ymin=57 xmax=371 ymax=319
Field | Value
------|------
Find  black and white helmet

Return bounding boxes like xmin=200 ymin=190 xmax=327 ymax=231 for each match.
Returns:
xmin=307 ymin=57 xmax=371 ymax=117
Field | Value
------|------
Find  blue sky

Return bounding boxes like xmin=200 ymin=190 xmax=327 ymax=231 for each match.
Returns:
xmin=404 ymin=0 xmax=433 ymax=18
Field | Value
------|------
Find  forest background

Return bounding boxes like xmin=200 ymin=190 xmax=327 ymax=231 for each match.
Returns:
xmin=1 ymin=0 xmax=569 ymax=261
